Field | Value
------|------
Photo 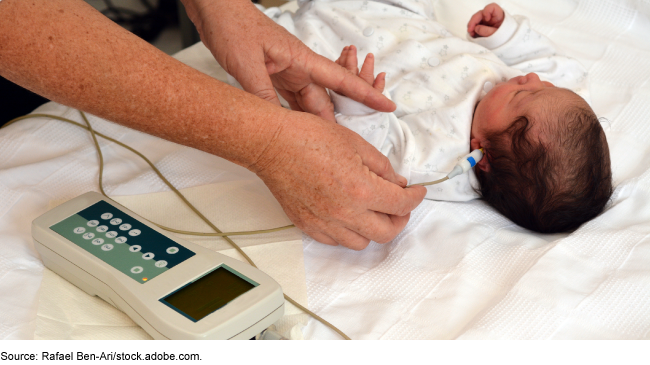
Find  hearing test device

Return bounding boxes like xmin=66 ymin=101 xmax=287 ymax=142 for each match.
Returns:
xmin=32 ymin=192 xmax=284 ymax=340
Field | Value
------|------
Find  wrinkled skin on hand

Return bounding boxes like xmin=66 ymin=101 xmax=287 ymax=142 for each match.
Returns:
xmin=180 ymin=0 xmax=425 ymax=249
xmin=251 ymin=109 xmax=426 ymax=250
xmin=181 ymin=0 xmax=396 ymax=122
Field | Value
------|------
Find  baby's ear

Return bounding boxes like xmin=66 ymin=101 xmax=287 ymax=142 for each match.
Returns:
xmin=476 ymin=156 xmax=491 ymax=172
xmin=470 ymin=138 xmax=483 ymax=150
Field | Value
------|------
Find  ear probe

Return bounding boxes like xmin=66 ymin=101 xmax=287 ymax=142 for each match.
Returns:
xmin=408 ymin=149 xmax=484 ymax=187
xmin=447 ymin=148 xmax=484 ymax=179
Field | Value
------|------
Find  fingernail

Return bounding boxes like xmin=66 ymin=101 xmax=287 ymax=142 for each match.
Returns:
xmin=397 ymin=174 xmax=407 ymax=186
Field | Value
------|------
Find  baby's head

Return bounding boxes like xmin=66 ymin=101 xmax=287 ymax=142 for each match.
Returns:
xmin=470 ymin=73 xmax=612 ymax=233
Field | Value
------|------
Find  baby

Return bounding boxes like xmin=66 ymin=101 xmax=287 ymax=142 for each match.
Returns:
xmin=266 ymin=1 xmax=613 ymax=233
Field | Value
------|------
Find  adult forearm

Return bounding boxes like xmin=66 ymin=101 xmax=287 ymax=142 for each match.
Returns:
xmin=0 ymin=0 xmax=282 ymax=168
xmin=0 ymin=0 xmax=427 ymax=249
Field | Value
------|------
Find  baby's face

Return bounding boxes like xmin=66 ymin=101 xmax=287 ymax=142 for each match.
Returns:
xmin=470 ymin=73 xmax=572 ymax=149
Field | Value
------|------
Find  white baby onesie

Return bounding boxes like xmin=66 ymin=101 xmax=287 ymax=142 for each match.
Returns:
xmin=265 ymin=0 xmax=590 ymax=201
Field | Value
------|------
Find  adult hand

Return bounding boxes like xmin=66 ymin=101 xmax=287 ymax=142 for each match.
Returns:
xmin=181 ymin=0 xmax=395 ymax=122
xmin=467 ymin=3 xmax=505 ymax=38
xmin=251 ymin=110 xmax=427 ymax=250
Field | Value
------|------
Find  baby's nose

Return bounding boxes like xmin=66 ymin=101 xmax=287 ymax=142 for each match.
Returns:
xmin=524 ymin=73 xmax=542 ymax=83
xmin=525 ymin=73 xmax=554 ymax=88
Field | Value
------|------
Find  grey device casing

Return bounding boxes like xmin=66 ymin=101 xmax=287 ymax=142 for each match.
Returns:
xmin=32 ymin=192 xmax=284 ymax=340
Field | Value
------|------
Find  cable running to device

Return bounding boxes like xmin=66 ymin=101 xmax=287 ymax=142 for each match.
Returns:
xmin=3 ymin=111 xmax=351 ymax=340
xmin=2 ymin=111 xmax=475 ymax=339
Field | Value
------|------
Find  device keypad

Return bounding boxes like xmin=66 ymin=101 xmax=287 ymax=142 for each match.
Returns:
xmin=50 ymin=200 xmax=195 ymax=283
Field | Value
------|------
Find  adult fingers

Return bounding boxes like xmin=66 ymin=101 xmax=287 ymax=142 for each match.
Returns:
xmin=234 ymin=56 xmax=282 ymax=106
xmin=307 ymin=52 xmax=396 ymax=112
xmin=367 ymin=179 xmax=426 ymax=216
xmin=346 ymin=210 xmax=412 ymax=244
xmin=306 ymin=231 xmax=339 ymax=246
xmin=325 ymin=225 xmax=371 ymax=250
xmin=388 ymin=212 xmax=411 ymax=237
xmin=303 ymin=222 xmax=371 ymax=250
xmin=296 ymin=83 xmax=336 ymax=122
xmin=276 ymin=88 xmax=304 ymax=112
xmin=353 ymin=135 xmax=407 ymax=186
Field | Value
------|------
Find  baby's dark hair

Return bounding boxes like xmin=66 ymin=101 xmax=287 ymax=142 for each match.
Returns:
xmin=475 ymin=101 xmax=613 ymax=233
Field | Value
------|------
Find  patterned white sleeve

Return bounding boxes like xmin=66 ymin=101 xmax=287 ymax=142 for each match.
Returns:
xmin=330 ymin=90 xmax=416 ymax=180
xmin=330 ymin=90 xmax=480 ymax=201
xmin=468 ymin=12 xmax=589 ymax=96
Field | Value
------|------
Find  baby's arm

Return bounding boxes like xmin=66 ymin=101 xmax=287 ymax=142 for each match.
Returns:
xmin=332 ymin=47 xmax=481 ymax=200
xmin=467 ymin=3 xmax=588 ymax=91
xmin=331 ymin=46 xmax=416 ymax=180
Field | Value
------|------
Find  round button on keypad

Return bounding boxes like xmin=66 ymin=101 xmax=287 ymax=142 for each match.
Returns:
xmin=82 ymin=232 xmax=95 ymax=240
xmin=101 ymin=244 xmax=114 ymax=251
xmin=73 ymin=227 xmax=86 ymax=234
xmin=106 ymin=231 xmax=118 ymax=238
xmin=142 ymin=252 xmax=155 ymax=260
xmin=87 ymin=220 xmax=99 ymax=227
xmin=129 ymin=229 xmax=141 ymax=237
xmin=166 ymin=247 xmax=179 ymax=254
xmin=130 ymin=266 xmax=143 ymax=274
xmin=101 ymin=213 xmax=113 ymax=220
xmin=96 ymin=225 xmax=108 ymax=233
xmin=155 ymin=260 xmax=168 ymax=268
xmin=129 ymin=245 xmax=142 ymax=253
xmin=119 ymin=223 xmax=132 ymax=231
xmin=115 ymin=236 xmax=127 ymax=244
xmin=92 ymin=238 xmax=104 ymax=245
xmin=110 ymin=218 xmax=122 ymax=225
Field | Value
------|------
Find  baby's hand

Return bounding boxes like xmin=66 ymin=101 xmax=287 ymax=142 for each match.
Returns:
xmin=336 ymin=45 xmax=385 ymax=93
xmin=467 ymin=3 xmax=505 ymax=38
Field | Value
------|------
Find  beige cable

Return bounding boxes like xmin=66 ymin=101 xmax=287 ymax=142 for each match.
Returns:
xmin=3 ymin=111 xmax=453 ymax=340
xmin=78 ymin=112 xmax=354 ymax=340
xmin=407 ymin=177 xmax=448 ymax=187
xmin=3 ymin=114 xmax=295 ymax=237
xmin=3 ymin=111 xmax=351 ymax=340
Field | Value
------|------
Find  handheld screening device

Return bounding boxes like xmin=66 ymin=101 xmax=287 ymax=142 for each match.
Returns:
xmin=32 ymin=192 xmax=284 ymax=340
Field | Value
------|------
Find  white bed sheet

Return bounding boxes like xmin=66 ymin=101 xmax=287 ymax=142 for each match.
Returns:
xmin=1 ymin=0 xmax=649 ymax=340
xmin=298 ymin=0 xmax=650 ymax=340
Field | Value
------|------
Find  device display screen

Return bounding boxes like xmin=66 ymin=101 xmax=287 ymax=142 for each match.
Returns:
xmin=160 ymin=265 xmax=258 ymax=322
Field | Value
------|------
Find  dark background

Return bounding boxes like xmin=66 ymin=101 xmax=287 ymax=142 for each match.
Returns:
xmin=0 ymin=0 xmax=188 ymax=126
xmin=0 ymin=0 xmax=286 ymax=126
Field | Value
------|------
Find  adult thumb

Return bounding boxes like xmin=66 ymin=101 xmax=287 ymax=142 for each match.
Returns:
xmin=235 ymin=59 xmax=282 ymax=106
